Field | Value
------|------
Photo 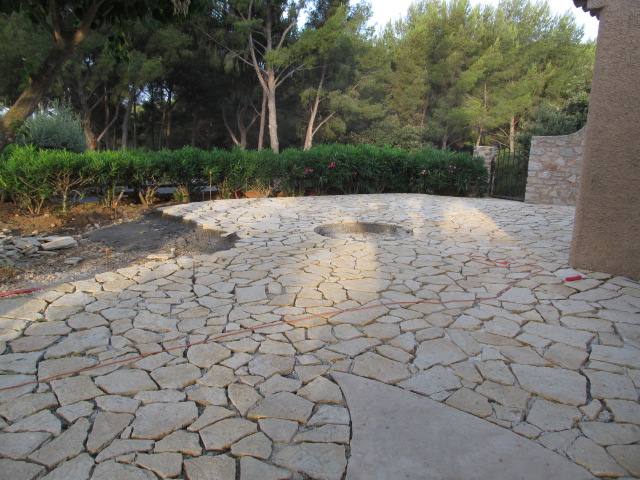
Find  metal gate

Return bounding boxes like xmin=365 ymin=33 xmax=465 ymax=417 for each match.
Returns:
xmin=490 ymin=148 xmax=528 ymax=201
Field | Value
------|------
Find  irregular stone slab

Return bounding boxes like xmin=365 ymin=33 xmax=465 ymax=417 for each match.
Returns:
xmin=248 ymin=392 xmax=314 ymax=423
xmin=607 ymin=445 xmax=640 ymax=477
xmin=38 ymin=357 xmax=99 ymax=382
xmin=298 ymin=377 xmax=344 ymax=403
xmin=527 ymin=399 xmax=581 ymax=431
xmin=51 ymin=376 xmax=103 ymax=406
xmin=4 ymin=410 xmax=61 ymax=436
xmin=0 ymin=459 xmax=45 ymax=480
xmin=45 ymin=327 xmax=111 ymax=358
xmin=95 ymin=394 xmax=141 ymax=413
xmin=24 ymin=320 xmax=70 ymax=336
xmin=184 ymin=455 xmax=236 ymax=480
xmin=10 ymin=335 xmax=59 ymax=353
xmin=187 ymin=342 xmax=232 ymax=368
xmin=56 ymin=401 xmax=94 ymax=423
xmin=135 ymin=389 xmax=185 ymax=404
xmin=325 ymin=338 xmax=381 ymax=357
xmin=544 ymin=343 xmax=589 ymax=370
xmin=399 ymin=366 xmax=461 ymax=396
xmin=414 ymin=338 xmax=467 ymax=370
xmin=567 ymin=437 xmax=626 ymax=478
xmin=240 ymin=456 xmax=293 ymax=480
xmin=197 ymin=365 xmax=237 ymax=388
xmin=40 ymin=453 xmax=94 ymax=480
xmin=133 ymin=311 xmax=178 ymax=332
xmin=0 ymin=392 xmax=58 ymax=422
xmin=475 ymin=360 xmax=516 ymax=386
xmin=0 ymin=297 xmax=47 ymax=321
xmin=151 ymin=363 xmax=202 ymax=389
xmin=231 ymin=431 xmax=273 ymax=459
xmin=584 ymin=370 xmax=637 ymax=401
xmin=273 ymin=442 xmax=347 ymax=480
xmin=41 ymin=237 xmax=78 ymax=251
xmin=188 ymin=406 xmax=236 ymax=431
xmin=294 ymin=424 xmax=350 ymax=444
xmin=229 ymin=383 xmax=263 ymax=416
xmin=589 ymin=345 xmax=640 ymax=369
xmin=0 ymin=352 xmax=42 ymax=374
xmin=259 ymin=374 xmax=302 ymax=395
xmin=87 ymin=412 xmax=133 ymax=453
xmin=328 ymin=305 xmax=388 ymax=326
xmin=131 ymin=401 xmax=198 ymax=439
xmin=95 ymin=439 xmax=155 ymax=463
xmin=236 ymin=285 xmax=268 ymax=304
xmin=475 ymin=381 xmax=531 ymax=409
xmin=135 ymin=452 xmax=183 ymax=479
xmin=351 ymin=352 xmax=411 ymax=385
xmin=522 ymin=322 xmax=594 ymax=349
xmin=92 ymin=460 xmax=156 ymax=480
xmin=199 ymin=418 xmax=258 ymax=450
xmin=248 ymin=354 xmax=295 ymax=378
xmin=28 ymin=417 xmax=90 ymax=468
xmin=154 ymin=430 xmax=201 ymax=456
xmin=340 ymin=278 xmax=391 ymax=293
xmin=512 ymin=365 xmax=587 ymax=406
xmin=66 ymin=312 xmax=108 ymax=330
xmin=445 ymin=388 xmax=492 ymax=417
xmin=333 ymin=372 xmax=595 ymax=480
xmin=295 ymin=365 xmax=330 ymax=384
xmin=258 ymin=418 xmax=299 ymax=443
xmin=187 ymin=386 xmax=228 ymax=406
xmin=308 ymin=405 xmax=350 ymax=426
xmin=605 ymin=399 xmax=640 ymax=425
xmin=0 ymin=432 xmax=51 ymax=460
xmin=95 ymin=370 xmax=158 ymax=395
xmin=579 ymin=422 xmax=640 ymax=446
xmin=259 ymin=340 xmax=297 ymax=356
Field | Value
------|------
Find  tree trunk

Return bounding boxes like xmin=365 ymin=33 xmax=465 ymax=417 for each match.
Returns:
xmin=266 ymin=71 xmax=279 ymax=153
xmin=509 ymin=115 xmax=517 ymax=152
xmin=258 ymin=91 xmax=267 ymax=151
xmin=83 ymin=120 xmax=98 ymax=151
xmin=121 ymin=88 xmax=136 ymax=150
xmin=304 ymin=63 xmax=327 ymax=151
xmin=0 ymin=38 xmax=74 ymax=152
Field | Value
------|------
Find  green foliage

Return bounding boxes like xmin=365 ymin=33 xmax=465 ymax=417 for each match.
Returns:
xmin=518 ymin=92 xmax=590 ymax=153
xmin=0 ymin=144 xmax=489 ymax=212
xmin=20 ymin=108 xmax=88 ymax=153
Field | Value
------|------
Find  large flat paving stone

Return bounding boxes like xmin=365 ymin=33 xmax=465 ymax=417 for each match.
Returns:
xmin=333 ymin=372 xmax=596 ymax=480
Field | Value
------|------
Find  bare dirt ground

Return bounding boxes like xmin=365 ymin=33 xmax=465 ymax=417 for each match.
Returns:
xmin=0 ymin=201 xmax=235 ymax=292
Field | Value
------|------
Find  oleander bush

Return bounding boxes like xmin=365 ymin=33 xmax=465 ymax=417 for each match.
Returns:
xmin=0 ymin=144 xmax=488 ymax=212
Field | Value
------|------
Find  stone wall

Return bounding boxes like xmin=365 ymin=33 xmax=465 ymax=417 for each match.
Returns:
xmin=525 ymin=127 xmax=585 ymax=206
xmin=472 ymin=146 xmax=497 ymax=173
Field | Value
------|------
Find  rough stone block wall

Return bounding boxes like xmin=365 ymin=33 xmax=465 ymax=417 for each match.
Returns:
xmin=472 ymin=146 xmax=497 ymax=173
xmin=525 ymin=127 xmax=585 ymax=206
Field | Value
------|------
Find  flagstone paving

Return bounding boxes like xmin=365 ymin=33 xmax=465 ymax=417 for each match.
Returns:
xmin=0 ymin=193 xmax=638 ymax=479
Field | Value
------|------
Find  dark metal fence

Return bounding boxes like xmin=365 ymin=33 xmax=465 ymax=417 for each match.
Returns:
xmin=490 ymin=148 xmax=529 ymax=201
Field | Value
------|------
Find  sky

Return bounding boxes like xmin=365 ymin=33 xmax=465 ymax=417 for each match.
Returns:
xmin=367 ymin=0 xmax=600 ymax=41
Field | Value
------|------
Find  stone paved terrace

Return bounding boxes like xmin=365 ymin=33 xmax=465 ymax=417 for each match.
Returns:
xmin=0 ymin=193 xmax=639 ymax=480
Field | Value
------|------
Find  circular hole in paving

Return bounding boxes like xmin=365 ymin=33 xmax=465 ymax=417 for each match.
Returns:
xmin=314 ymin=222 xmax=412 ymax=241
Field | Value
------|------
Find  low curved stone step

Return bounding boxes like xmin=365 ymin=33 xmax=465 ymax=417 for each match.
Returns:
xmin=332 ymin=372 xmax=596 ymax=480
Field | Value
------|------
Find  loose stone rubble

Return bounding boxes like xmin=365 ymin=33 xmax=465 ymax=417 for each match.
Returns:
xmin=0 ymin=193 xmax=638 ymax=479
xmin=0 ymin=231 xmax=78 ymax=267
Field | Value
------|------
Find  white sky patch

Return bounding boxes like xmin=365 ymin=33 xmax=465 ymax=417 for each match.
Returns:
xmin=366 ymin=0 xmax=599 ymax=41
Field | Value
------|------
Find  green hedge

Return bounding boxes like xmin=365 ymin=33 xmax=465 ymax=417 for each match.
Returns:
xmin=0 ymin=144 xmax=488 ymax=213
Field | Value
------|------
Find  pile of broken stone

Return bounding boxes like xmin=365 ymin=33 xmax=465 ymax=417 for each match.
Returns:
xmin=0 ymin=230 xmax=79 ymax=267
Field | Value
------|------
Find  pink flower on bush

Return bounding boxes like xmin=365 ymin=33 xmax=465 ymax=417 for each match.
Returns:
xmin=304 ymin=168 xmax=314 ymax=174
xmin=449 ymin=165 xmax=457 ymax=173
xmin=328 ymin=160 xmax=336 ymax=168
xmin=420 ymin=169 xmax=427 ymax=175
xmin=353 ymin=171 xmax=358 ymax=176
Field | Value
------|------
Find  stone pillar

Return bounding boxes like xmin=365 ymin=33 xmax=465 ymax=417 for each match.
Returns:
xmin=570 ymin=0 xmax=640 ymax=279
xmin=472 ymin=146 xmax=497 ymax=174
